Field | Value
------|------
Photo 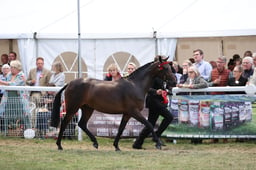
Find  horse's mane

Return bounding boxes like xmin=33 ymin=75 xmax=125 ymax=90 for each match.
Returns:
xmin=125 ymin=61 xmax=155 ymax=80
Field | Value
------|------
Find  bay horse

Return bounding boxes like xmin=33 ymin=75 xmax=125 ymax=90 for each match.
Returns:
xmin=51 ymin=56 xmax=176 ymax=151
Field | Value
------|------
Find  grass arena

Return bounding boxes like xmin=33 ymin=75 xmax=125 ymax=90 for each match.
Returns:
xmin=0 ymin=136 xmax=255 ymax=170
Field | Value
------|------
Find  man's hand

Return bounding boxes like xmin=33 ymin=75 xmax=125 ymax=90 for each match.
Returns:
xmin=156 ymin=89 xmax=163 ymax=95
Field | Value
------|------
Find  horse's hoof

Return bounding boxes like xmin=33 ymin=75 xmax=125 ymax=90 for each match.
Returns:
xmin=115 ymin=147 xmax=121 ymax=151
xmin=58 ymin=146 xmax=63 ymax=150
xmin=132 ymin=144 xmax=143 ymax=149
xmin=152 ymin=138 xmax=166 ymax=146
xmin=155 ymin=144 xmax=162 ymax=150
xmin=57 ymin=143 xmax=63 ymax=150
xmin=93 ymin=143 xmax=98 ymax=149
xmin=114 ymin=145 xmax=121 ymax=151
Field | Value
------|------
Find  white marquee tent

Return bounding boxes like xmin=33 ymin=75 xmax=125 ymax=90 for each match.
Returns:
xmin=1 ymin=0 xmax=256 ymax=78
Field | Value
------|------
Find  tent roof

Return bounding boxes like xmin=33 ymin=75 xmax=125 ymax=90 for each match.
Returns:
xmin=1 ymin=0 xmax=256 ymax=39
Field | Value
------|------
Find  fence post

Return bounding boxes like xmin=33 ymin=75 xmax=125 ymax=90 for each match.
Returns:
xmin=78 ymin=109 xmax=82 ymax=141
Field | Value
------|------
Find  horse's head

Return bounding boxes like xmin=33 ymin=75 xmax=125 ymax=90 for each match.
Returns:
xmin=126 ymin=55 xmax=176 ymax=85
xmin=154 ymin=55 xmax=176 ymax=82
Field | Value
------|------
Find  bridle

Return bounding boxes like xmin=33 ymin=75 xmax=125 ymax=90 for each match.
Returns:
xmin=158 ymin=61 xmax=171 ymax=70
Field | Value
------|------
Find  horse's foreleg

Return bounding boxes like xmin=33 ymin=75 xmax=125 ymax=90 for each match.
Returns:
xmin=113 ymin=114 xmax=131 ymax=151
xmin=56 ymin=114 xmax=74 ymax=150
xmin=79 ymin=106 xmax=98 ymax=149
xmin=132 ymin=112 xmax=162 ymax=150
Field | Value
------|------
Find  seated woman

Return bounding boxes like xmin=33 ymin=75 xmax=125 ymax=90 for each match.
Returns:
xmin=227 ymin=65 xmax=247 ymax=94
xmin=177 ymin=66 xmax=208 ymax=95
xmin=48 ymin=61 xmax=65 ymax=87
xmin=228 ymin=65 xmax=247 ymax=86
xmin=0 ymin=60 xmax=31 ymax=134
xmin=104 ymin=63 xmax=122 ymax=81
xmin=124 ymin=62 xmax=137 ymax=77
xmin=172 ymin=61 xmax=182 ymax=84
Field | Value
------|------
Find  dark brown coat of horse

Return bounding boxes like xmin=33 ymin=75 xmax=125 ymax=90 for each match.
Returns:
xmin=51 ymin=56 xmax=176 ymax=151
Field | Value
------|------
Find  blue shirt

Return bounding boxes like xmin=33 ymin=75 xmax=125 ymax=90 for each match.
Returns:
xmin=0 ymin=74 xmax=7 ymax=94
xmin=193 ymin=60 xmax=212 ymax=80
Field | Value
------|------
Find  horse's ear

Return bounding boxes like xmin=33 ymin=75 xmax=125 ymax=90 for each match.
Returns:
xmin=160 ymin=55 xmax=169 ymax=62
xmin=165 ymin=56 xmax=169 ymax=61
xmin=158 ymin=55 xmax=163 ymax=63
xmin=154 ymin=55 xmax=168 ymax=63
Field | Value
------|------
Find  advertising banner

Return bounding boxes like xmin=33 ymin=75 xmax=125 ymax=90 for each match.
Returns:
xmin=163 ymin=95 xmax=256 ymax=139
xmin=87 ymin=108 xmax=149 ymax=137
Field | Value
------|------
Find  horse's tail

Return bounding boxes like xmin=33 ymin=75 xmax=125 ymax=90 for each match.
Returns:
xmin=51 ymin=84 xmax=68 ymax=128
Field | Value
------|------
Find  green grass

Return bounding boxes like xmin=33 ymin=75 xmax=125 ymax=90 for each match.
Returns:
xmin=0 ymin=136 xmax=256 ymax=170
xmin=1 ymin=103 xmax=256 ymax=169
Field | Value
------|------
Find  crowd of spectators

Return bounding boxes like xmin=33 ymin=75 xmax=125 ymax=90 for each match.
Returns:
xmin=0 ymin=52 xmax=66 ymax=137
xmin=172 ymin=49 xmax=256 ymax=93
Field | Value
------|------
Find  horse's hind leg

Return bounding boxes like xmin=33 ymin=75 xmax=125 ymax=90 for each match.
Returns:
xmin=113 ymin=114 xmax=131 ymax=151
xmin=56 ymin=111 xmax=76 ymax=150
xmin=78 ymin=105 xmax=98 ymax=149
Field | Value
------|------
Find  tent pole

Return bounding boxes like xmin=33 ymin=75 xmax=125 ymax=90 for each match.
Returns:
xmin=153 ymin=30 xmax=158 ymax=55
xmin=33 ymin=32 xmax=38 ymax=59
xmin=77 ymin=0 xmax=82 ymax=78
xmin=77 ymin=0 xmax=83 ymax=142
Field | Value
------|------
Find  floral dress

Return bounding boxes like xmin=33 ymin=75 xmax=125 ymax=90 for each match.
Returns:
xmin=0 ymin=71 xmax=31 ymax=130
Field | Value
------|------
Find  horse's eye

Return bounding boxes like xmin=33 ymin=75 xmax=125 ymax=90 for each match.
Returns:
xmin=163 ymin=66 xmax=169 ymax=70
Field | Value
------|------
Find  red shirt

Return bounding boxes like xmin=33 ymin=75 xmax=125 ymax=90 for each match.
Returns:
xmin=210 ymin=68 xmax=230 ymax=94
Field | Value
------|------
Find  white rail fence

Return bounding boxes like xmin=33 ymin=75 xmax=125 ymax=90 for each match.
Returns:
xmin=0 ymin=86 xmax=71 ymax=139
xmin=172 ymin=85 xmax=256 ymax=96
